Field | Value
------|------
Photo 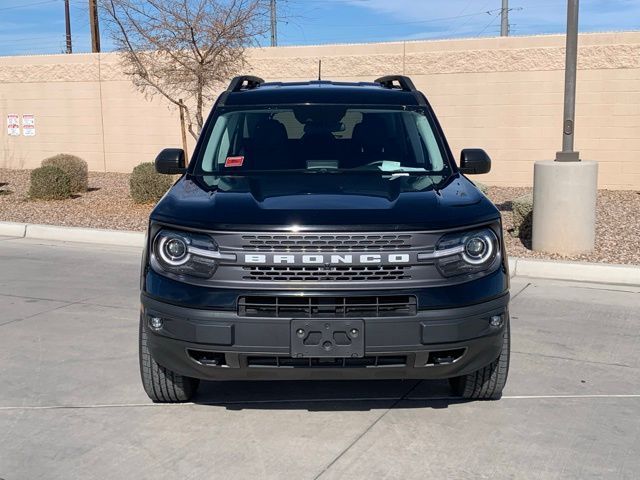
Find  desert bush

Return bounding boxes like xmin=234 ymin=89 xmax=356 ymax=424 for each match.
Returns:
xmin=129 ymin=162 xmax=173 ymax=204
xmin=512 ymin=193 xmax=533 ymax=238
xmin=29 ymin=166 xmax=72 ymax=200
xmin=42 ymin=154 xmax=88 ymax=193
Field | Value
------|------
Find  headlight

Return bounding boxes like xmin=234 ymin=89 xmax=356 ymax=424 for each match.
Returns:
xmin=151 ymin=229 xmax=234 ymax=279
xmin=157 ymin=234 xmax=189 ymax=266
xmin=433 ymin=228 xmax=500 ymax=277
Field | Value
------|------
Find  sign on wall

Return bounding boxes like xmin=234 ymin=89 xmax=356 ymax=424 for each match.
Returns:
xmin=7 ymin=114 xmax=20 ymax=136
xmin=22 ymin=114 xmax=35 ymax=137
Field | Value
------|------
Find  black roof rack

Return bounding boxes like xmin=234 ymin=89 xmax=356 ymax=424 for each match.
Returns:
xmin=215 ymin=74 xmax=426 ymax=107
xmin=374 ymin=75 xmax=417 ymax=92
xmin=227 ymin=75 xmax=265 ymax=92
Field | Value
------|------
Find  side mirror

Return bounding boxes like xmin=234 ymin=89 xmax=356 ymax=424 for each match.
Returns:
xmin=460 ymin=149 xmax=491 ymax=175
xmin=155 ymin=148 xmax=186 ymax=174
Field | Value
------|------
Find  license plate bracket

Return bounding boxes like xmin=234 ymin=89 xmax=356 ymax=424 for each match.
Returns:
xmin=291 ymin=319 xmax=365 ymax=358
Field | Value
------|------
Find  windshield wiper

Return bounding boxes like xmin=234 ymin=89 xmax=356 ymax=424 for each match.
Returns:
xmin=384 ymin=172 xmax=410 ymax=180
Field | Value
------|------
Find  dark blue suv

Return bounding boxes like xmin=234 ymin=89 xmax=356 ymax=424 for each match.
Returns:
xmin=139 ymin=75 xmax=510 ymax=402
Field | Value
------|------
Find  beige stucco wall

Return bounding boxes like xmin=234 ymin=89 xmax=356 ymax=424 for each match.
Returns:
xmin=1 ymin=32 xmax=639 ymax=189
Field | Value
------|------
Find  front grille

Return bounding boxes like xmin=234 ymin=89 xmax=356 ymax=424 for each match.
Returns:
xmin=238 ymin=295 xmax=417 ymax=317
xmin=242 ymin=265 xmax=411 ymax=281
xmin=247 ymin=355 xmax=408 ymax=368
xmin=241 ymin=233 xmax=413 ymax=252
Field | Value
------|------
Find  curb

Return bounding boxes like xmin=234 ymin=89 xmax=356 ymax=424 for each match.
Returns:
xmin=1 ymin=221 xmax=639 ymax=286
xmin=510 ymin=257 xmax=640 ymax=287
xmin=0 ymin=222 xmax=144 ymax=247
xmin=0 ymin=221 xmax=27 ymax=237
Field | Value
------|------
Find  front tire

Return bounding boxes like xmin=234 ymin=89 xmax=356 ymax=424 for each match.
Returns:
xmin=139 ymin=316 xmax=199 ymax=403
xmin=449 ymin=316 xmax=510 ymax=400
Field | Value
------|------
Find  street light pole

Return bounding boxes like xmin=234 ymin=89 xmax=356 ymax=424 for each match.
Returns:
xmin=557 ymin=0 xmax=580 ymax=161
xmin=532 ymin=0 xmax=598 ymax=255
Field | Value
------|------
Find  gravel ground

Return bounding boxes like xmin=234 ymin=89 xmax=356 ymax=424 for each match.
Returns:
xmin=1 ymin=169 xmax=639 ymax=265
xmin=487 ymin=185 xmax=640 ymax=265
xmin=0 ymin=169 xmax=152 ymax=231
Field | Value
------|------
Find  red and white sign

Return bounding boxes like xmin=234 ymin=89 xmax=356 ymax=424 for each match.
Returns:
xmin=225 ymin=156 xmax=244 ymax=167
xmin=22 ymin=114 xmax=35 ymax=137
xmin=7 ymin=114 xmax=19 ymax=136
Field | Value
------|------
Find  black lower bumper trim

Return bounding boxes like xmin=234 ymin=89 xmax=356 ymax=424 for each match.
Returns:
xmin=246 ymin=355 xmax=408 ymax=368
xmin=141 ymin=292 xmax=509 ymax=381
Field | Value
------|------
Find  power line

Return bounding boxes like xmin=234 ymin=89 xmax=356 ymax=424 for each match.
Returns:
xmin=0 ymin=0 xmax=59 ymax=12
xmin=447 ymin=0 xmax=493 ymax=36
xmin=478 ymin=12 xmax=501 ymax=36
xmin=294 ymin=8 xmax=503 ymax=29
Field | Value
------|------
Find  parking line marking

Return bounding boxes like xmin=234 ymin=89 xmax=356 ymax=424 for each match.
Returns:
xmin=0 ymin=398 xmax=400 ymax=411
xmin=407 ymin=394 xmax=640 ymax=400
xmin=0 ymin=394 xmax=639 ymax=411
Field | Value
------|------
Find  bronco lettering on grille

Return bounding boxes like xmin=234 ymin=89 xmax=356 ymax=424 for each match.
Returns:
xmin=243 ymin=253 xmax=411 ymax=265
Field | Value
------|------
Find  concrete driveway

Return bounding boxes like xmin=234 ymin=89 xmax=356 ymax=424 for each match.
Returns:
xmin=0 ymin=236 xmax=638 ymax=479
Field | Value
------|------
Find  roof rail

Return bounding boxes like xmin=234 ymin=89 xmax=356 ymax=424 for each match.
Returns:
xmin=227 ymin=75 xmax=265 ymax=92
xmin=374 ymin=75 xmax=417 ymax=92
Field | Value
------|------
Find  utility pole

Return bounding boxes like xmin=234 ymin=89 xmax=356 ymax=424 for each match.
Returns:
xmin=178 ymin=100 xmax=189 ymax=164
xmin=64 ymin=0 xmax=72 ymax=54
xmin=270 ymin=0 xmax=277 ymax=47
xmin=89 ymin=0 xmax=101 ymax=53
xmin=500 ymin=0 xmax=509 ymax=36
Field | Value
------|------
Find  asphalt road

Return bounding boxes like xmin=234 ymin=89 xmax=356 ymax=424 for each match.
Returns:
xmin=0 ymin=236 xmax=639 ymax=479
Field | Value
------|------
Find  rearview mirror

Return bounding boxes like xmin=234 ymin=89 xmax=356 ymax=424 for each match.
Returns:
xmin=460 ymin=149 xmax=491 ymax=175
xmin=155 ymin=148 xmax=186 ymax=175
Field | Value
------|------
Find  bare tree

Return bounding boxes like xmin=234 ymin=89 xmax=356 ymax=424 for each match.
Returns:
xmin=102 ymin=0 xmax=269 ymax=140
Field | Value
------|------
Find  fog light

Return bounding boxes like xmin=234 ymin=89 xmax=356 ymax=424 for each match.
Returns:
xmin=149 ymin=317 xmax=163 ymax=331
xmin=490 ymin=315 xmax=503 ymax=327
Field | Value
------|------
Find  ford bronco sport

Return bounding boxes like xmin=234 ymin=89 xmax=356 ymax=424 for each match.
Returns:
xmin=139 ymin=75 xmax=510 ymax=402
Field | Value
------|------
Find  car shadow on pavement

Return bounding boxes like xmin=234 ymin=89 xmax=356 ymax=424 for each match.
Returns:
xmin=192 ymin=379 xmax=467 ymax=411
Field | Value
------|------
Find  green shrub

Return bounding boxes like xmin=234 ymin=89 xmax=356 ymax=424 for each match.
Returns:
xmin=29 ymin=166 xmax=72 ymax=200
xmin=42 ymin=154 xmax=88 ymax=193
xmin=129 ymin=162 xmax=173 ymax=204
xmin=512 ymin=193 xmax=533 ymax=238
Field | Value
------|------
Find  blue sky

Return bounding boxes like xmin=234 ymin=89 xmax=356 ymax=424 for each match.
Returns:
xmin=0 ymin=0 xmax=639 ymax=56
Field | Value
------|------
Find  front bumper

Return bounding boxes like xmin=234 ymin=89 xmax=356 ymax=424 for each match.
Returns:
xmin=141 ymin=292 xmax=509 ymax=381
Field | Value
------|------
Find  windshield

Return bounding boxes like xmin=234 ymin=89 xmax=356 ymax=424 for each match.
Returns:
xmin=195 ymin=106 xmax=451 ymax=176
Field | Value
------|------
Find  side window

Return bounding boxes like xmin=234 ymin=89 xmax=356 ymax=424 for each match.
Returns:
xmin=415 ymin=114 xmax=444 ymax=171
xmin=201 ymin=115 xmax=229 ymax=171
xmin=200 ymin=113 xmax=243 ymax=171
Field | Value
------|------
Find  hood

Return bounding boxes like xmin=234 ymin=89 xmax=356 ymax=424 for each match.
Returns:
xmin=151 ymin=173 xmax=500 ymax=231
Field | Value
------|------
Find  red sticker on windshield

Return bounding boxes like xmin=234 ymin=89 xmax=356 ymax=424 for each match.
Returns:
xmin=225 ymin=156 xmax=244 ymax=167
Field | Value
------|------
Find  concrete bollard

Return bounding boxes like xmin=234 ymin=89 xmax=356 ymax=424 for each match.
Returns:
xmin=532 ymin=160 xmax=598 ymax=255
